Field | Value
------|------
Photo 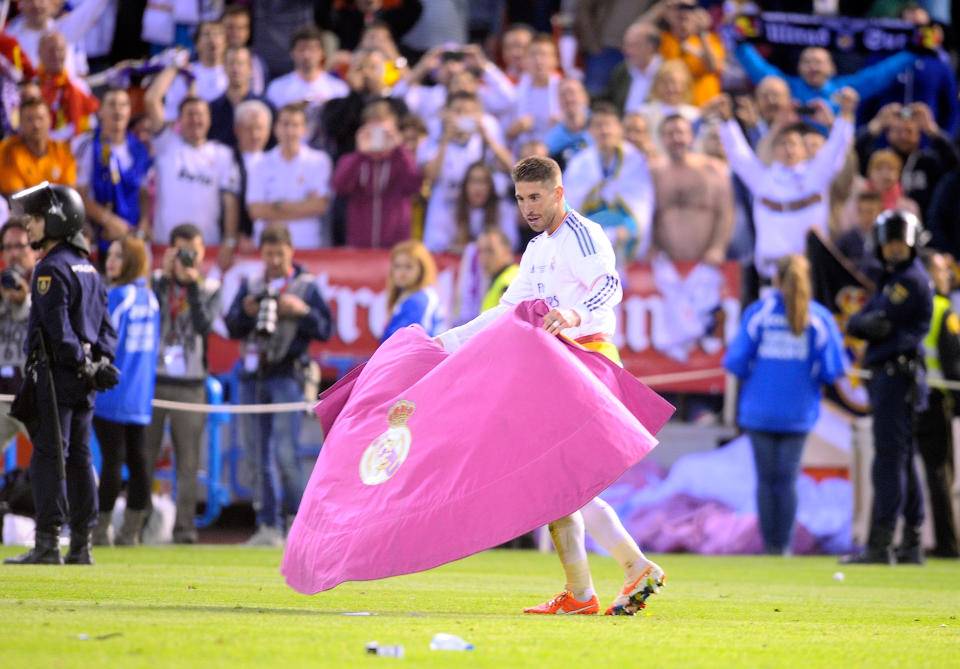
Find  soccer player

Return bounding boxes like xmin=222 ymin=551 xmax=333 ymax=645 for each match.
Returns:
xmin=434 ymin=156 xmax=665 ymax=615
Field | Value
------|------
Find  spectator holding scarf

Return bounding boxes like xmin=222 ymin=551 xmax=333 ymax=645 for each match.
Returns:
xmin=74 ymin=88 xmax=152 ymax=256
xmin=735 ymin=38 xmax=916 ymax=112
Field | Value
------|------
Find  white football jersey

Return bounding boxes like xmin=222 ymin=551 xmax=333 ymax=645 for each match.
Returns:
xmin=502 ymin=209 xmax=621 ymax=339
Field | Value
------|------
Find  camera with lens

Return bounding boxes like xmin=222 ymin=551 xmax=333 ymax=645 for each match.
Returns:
xmin=176 ymin=247 xmax=197 ymax=268
xmin=1 ymin=265 xmax=25 ymax=291
xmin=255 ymin=286 xmax=279 ymax=337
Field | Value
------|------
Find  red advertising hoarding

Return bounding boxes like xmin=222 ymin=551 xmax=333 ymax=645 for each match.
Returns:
xmin=159 ymin=247 xmax=740 ymax=393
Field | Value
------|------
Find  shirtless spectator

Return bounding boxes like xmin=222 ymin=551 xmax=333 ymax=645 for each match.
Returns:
xmin=650 ymin=114 xmax=732 ymax=266
xmin=163 ymin=20 xmax=229 ymax=122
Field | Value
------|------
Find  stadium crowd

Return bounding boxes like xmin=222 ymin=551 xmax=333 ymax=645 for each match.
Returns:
xmin=0 ymin=0 xmax=959 ymax=557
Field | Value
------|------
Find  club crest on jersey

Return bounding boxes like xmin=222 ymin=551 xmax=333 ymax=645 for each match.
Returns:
xmin=359 ymin=400 xmax=414 ymax=486
xmin=36 ymin=275 xmax=51 ymax=295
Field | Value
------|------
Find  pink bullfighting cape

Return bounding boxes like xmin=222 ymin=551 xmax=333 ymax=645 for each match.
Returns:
xmin=281 ymin=300 xmax=674 ymax=594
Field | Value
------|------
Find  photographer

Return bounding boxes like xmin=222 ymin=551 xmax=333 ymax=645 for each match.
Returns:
xmin=5 ymin=183 xmax=118 ymax=566
xmin=0 ymin=218 xmax=38 ymax=448
xmin=144 ymin=224 xmax=221 ymax=544
xmin=855 ymin=102 xmax=959 ymax=214
xmin=225 ymin=223 xmax=333 ymax=547
xmin=331 ymin=101 xmax=422 ymax=249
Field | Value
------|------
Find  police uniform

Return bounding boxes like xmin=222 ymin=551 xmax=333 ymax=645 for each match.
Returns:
xmin=915 ymin=293 xmax=960 ymax=558
xmin=844 ymin=211 xmax=933 ymax=564
xmin=4 ymin=183 xmax=117 ymax=566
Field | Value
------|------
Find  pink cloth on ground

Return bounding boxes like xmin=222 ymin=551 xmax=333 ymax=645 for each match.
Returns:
xmin=282 ymin=300 xmax=674 ymax=594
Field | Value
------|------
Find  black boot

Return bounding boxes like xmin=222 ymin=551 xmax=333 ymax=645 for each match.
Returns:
xmin=64 ymin=529 xmax=94 ymax=565
xmin=3 ymin=527 xmax=63 ymax=565
xmin=840 ymin=525 xmax=895 ymax=565
xmin=895 ymin=526 xmax=925 ymax=565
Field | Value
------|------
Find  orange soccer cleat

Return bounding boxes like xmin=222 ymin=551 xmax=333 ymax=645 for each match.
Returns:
xmin=605 ymin=562 xmax=666 ymax=616
xmin=523 ymin=590 xmax=600 ymax=615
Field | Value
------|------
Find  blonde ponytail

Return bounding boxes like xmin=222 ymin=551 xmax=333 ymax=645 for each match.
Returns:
xmin=776 ymin=254 xmax=811 ymax=336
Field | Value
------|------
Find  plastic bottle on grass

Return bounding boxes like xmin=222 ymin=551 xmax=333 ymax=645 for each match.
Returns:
xmin=429 ymin=633 xmax=474 ymax=651
xmin=365 ymin=642 xmax=404 ymax=657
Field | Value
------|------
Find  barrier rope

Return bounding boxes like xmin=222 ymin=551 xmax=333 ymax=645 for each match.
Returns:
xmin=0 ymin=366 xmax=955 ymax=414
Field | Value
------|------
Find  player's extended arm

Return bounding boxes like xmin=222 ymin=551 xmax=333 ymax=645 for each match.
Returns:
xmin=835 ymin=52 xmax=916 ymax=102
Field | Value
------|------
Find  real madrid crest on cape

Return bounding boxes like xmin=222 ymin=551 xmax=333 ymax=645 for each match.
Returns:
xmin=359 ymin=400 xmax=414 ymax=485
xmin=282 ymin=300 xmax=675 ymax=594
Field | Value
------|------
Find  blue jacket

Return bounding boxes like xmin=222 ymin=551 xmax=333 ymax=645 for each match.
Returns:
xmin=735 ymin=43 xmax=916 ymax=109
xmin=381 ymin=287 xmax=445 ymax=343
xmin=94 ymin=278 xmax=161 ymax=425
xmin=724 ymin=292 xmax=847 ymax=434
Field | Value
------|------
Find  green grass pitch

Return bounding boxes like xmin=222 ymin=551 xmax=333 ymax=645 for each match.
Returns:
xmin=1 ymin=546 xmax=958 ymax=667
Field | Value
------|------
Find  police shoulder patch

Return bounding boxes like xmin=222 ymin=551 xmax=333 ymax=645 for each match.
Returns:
xmin=946 ymin=312 xmax=960 ymax=335
xmin=36 ymin=275 xmax=51 ymax=295
xmin=887 ymin=283 xmax=909 ymax=304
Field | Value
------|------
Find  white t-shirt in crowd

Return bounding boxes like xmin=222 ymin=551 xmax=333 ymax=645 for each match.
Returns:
xmin=246 ymin=145 xmax=332 ymax=248
xmin=163 ymin=63 xmax=229 ymax=121
xmin=265 ymin=70 xmax=349 ymax=109
xmin=152 ymin=127 xmax=240 ymax=245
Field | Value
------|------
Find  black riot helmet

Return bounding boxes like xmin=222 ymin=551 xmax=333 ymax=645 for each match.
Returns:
xmin=11 ymin=181 xmax=86 ymax=243
xmin=873 ymin=209 xmax=925 ymax=265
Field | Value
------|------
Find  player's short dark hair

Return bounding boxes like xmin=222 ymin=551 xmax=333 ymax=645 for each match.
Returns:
xmin=361 ymin=99 xmax=397 ymax=124
xmin=170 ymin=223 xmax=203 ymax=246
xmin=260 ymin=223 xmax=292 ymax=248
xmin=290 ymin=26 xmax=324 ymax=51
xmin=511 ymin=156 xmax=561 ymax=187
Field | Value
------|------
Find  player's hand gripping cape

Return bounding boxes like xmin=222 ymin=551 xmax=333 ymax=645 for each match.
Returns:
xmin=282 ymin=300 xmax=674 ymax=593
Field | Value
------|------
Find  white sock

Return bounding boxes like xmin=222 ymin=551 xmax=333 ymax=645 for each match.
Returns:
xmin=581 ymin=497 xmax=648 ymax=579
xmin=548 ymin=512 xmax=594 ymax=601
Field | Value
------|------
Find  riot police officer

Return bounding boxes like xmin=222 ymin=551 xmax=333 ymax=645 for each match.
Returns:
xmin=842 ymin=210 xmax=933 ymax=565
xmin=4 ymin=182 xmax=119 ymax=566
